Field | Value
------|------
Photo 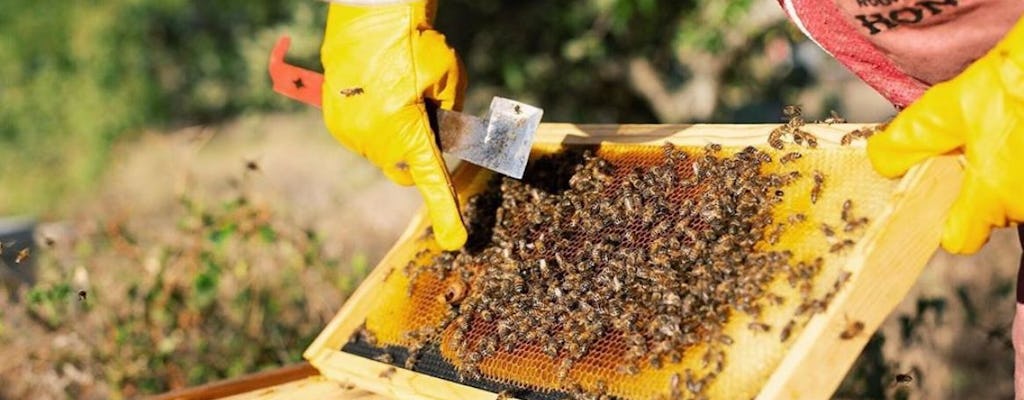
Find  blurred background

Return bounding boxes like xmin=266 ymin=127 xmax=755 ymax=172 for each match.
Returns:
xmin=0 ymin=0 xmax=1016 ymax=398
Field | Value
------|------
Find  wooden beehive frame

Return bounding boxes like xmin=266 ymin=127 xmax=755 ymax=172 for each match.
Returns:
xmin=303 ymin=123 xmax=963 ymax=399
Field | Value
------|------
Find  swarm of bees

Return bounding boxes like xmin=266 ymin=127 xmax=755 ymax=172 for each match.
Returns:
xmin=389 ymin=142 xmax=862 ymax=399
xmin=769 ymin=105 xmax=819 ymax=150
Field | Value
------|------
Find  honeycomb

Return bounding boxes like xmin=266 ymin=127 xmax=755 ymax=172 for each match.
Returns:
xmin=353 ymin=139 xmax=895 ymax=399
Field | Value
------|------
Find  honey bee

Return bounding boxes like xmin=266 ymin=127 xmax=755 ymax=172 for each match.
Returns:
xmin=779 ymin=152 xmax=803 ymax=164
xmin=823 ymin=110 xmax=846 ymax=125
xmin=847 ymin=125 xmax=882 ymax=141
xmin=840 ymin=133 xmax=855 ymax=146
xmin=748 ymin=322 xmax=771 ymax=333
xmin=357 ymin=325 xmax=378 ymax=347
xmin=244 ymin=159 xmax=261 ymax=173
xmin=780 ymin=320 xmax=795 ymax=342
xmin=556 ymin=358 xmax=574 ymax=382
xmin=782 ymin=105 xmax=803 ymax=119
xmin=810 ymin=171 xmax=825 ymax=204
xmin=705 ymin=143 xmax=722 ymax=153
xmin=669 ymin=373 xmax=682 ymax=398
xmin=443 ymin=278 xmax=467 ymax=304
xmin=15 ymin=248 xmax=29 ymax=264
xmin=378 ymin=367 xmax=397 ymax=379
xmin=803 ymin=132 xmax=818 ymax=148
xmin=788 ymin=213 xmax=807 ymax=224
xmin=821 ymin=223 xmax=835 ymax=237
xmin=405 ymin=344 xmax=423 ymax=369
xmin=684 ymin=369 xmax=704 ymax=396
xmin=834 ymin=270 xmax=852 ymax=290
xmin=829 ymin=239 xmax=856 ymax=253
xmin=78 ymin=290 xmax=87 ymax=302
xmin=768 ymin=127 xmax=786 ymax=150
xmin=840 ymin=318 xmax=865 ymax=340
xmin=514 ymin=104 xmax=523 ymax=115
xmin=373 ymin=353 xmax=394 ymax=364
xmin=339 ymin=87 xmax=365 ymax=97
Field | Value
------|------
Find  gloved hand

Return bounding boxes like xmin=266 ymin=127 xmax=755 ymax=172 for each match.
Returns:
xmin=867 ymin=18 xmax=1024 ymax=254
xmin=320 ymin=0 xmax=468 ymax=250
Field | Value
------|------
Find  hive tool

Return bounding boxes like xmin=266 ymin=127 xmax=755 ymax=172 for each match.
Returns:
xmin=267 ymin=36 xmax=543 ymax=179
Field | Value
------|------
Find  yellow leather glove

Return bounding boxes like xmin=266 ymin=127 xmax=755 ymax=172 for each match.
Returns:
xmin=867 ymin=18 xmax=1024 ymax=254
xmin=321 ymin=0 xmax=468 ymax=250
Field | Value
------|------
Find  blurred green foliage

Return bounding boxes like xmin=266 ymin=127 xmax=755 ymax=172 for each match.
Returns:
xmin=2 ymin=0 xmax=816 ymax=215
xmin=437 ymin=0 xmax=806 ymax=121
xmin=0 ymin=0 xmax=325 ymax=214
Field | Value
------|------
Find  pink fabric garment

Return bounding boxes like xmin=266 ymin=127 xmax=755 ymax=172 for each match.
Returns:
xmin=779 ymin=0 xmax=1024 ymax=107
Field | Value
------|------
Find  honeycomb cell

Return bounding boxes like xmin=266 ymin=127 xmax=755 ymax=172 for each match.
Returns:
xmin=356 ymin=143 xmax=895 ymax=399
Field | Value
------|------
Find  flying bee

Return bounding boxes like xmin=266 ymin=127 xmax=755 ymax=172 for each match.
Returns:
xmin=15 ymin=248 xmax=30 ymax=264
xmin=782 ymin=104 xmax=803 ymax=119
xmin=840 ymin=317 xmax=865 ymax=340
xmin=779 ymin=152 xmax=803 ymax=164
xmin=244 ymin=158 xmax=261 ymax=173
xmin=823 ymin=110 xmax=846 ymax=125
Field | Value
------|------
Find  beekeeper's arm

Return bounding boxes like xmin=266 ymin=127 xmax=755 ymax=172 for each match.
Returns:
xmin=867 ymin=18 xmax=1024 ymax=255
xmin=320 ymin=0 xmax=467 ymax=250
